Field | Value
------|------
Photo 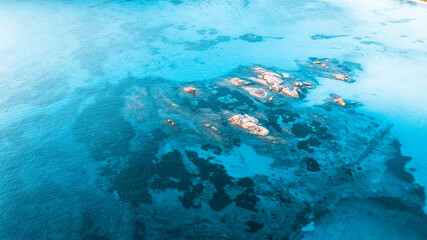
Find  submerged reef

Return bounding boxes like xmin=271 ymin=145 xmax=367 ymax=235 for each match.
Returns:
xmin=72 ymin=58 xmax=427 ymax=239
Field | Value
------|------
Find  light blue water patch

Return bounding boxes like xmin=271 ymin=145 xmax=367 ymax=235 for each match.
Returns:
xmin=214 ymin=144 xmax=275 ymax=178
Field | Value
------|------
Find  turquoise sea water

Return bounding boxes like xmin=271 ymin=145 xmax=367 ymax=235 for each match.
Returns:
xmin=0 ymin=0 xmax=426 ymax=239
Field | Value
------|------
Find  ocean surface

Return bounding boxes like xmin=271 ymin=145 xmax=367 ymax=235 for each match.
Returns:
xmin=0 ymin=0 xmax=426 ymax=239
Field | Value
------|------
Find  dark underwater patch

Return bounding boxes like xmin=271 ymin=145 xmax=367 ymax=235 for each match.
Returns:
xmin=237 ymin=177 xmax=255 ymax=188
xmin=185 ymin=36 xmax=231 ymax=51
xmin=185 ymin=150 xmax=233 ymax=187
xmin=201 ymin=144 xmax=223 ymax=155
xmin=112 ymin=130 xmax=166 ymax=206
xmin=360 ymin=40 xmax=383 ymax=46
xmin=79 ymin=212 xmax=109 ymax=240
xmin=196 ymin=86 xmax=257 ymax=113
xmin=73 ymin=96 xmax=136 ymax=161
xmin=180 ymin=183 xmax=204 ymax=209
xmin=386 ymin=140 xmax=415 ymax=183
xmin=133 ymin=220 xmax=146 ymax=240
xmin=239 ymin=33 xmax=264 ymax=42
xmin=368 ymin=196 xmax=412 ymax=212
xmin=209 ymin=188 xmax=233 ymax=211
xmin=234 ymin=179 xmax=259 ymax=212
xmin=297 ymin=137 xmax=321 ymax=153
xmin=113 ymin=154 xmax=155 ymax=205
xmin=151 ymin=150 xmax=192 ymax=191
xmin=388 ymin=18 xmax=414 ymax=23
xmin=291 ymin=123 xmax=313 ymax=138
xmin=311 ymin=34 xmax=348 ymax=40
xmin=304 ymin=157 xmax=320 ymax=172
xmin=313 ymin=126 xmax=333 ymax=140
xmin=245 ymin=221 xmax=264 ymax=232
xmin=234 ymin=192 xmax=260 ymax=212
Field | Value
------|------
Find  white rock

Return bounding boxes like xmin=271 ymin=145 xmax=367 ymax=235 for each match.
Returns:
xmin=271 ymin=83 xmax=283 ymax=92
xmin=183 ymin=87 xmax=196 ymax=94
xmin=253 ymin=67 xmax=284 ymax=85
xmin=228 ymin=114 xmax=269 ymax=136
xmin=248 ymin=77 xmax=269 ymax=86
xmin=282 ymin=87 xmax=299 ymax=98
xmin=230 ymin=77 xmax=251 ymax=86
xmin=332 ymin=74 xmax=351 ymax=82
xmin=263 ymin=73 xmax=284 ymax=85
xmin=281 ymin=72 xmax=291 ymax=78
xmin=294 ymin=81 xmax=303 ymax=87
xmin=333 ymin=96 xmax=346 ymax=107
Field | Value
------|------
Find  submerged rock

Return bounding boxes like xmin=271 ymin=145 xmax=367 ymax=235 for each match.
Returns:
xmin=281 ymin=72 xmax=291 ymax=79
xmin=239 ymin=33 xmax=264 ymax=42
xmin=228 ymin=114 xmax=269 ymax=136
xmin=244 ymin=87 xmax=268 ymax=99
xmin=296 ymin=57 xmax=358 ymax=83
xmin=303 ymin=81 xmax=314 ymax=88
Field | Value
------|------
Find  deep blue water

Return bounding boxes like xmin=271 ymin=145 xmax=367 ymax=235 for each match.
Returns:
xmin=0 ymin=0 xmax=426 ymax=239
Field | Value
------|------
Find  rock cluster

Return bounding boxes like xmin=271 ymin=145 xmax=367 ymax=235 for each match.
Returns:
xmin=332 ymin=74 xmax=351 ymax=82
xmin=253 ymin=67 xmax=284 ymax=86
xmin=228 ymin=114 xmax=269 ymax=136
xmin=228 ymin=66 xmax=317 ymax=101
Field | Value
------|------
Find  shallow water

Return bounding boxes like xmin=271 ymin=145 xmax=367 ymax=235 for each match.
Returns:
xmin=0 ymin=0 xmax=426 ymax=239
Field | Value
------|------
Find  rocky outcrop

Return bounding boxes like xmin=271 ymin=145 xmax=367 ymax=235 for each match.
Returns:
xmin=282 ymin=87 xmax=300 ymax=98
xmin=184 ymin=87 xmax=196 ymax=94
xmin=333 ymin=96 xmax=346 ymax=107
xmin=332 ymin=74 xmax=351 ymax=82
xmin=167 ymin=119 xmax=176 ymax=125
xmin=230 ymin=77 xmax=251 ymax=87
xmin=269 ymin=83 xmax=283 ymax=92
xmin=228 ymin=114 xmax=269 ymax=136
xmin=252 ymin=67 xmax=284 ymax=86
xmin=294 ymin=81 xmax=303 ymax=87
